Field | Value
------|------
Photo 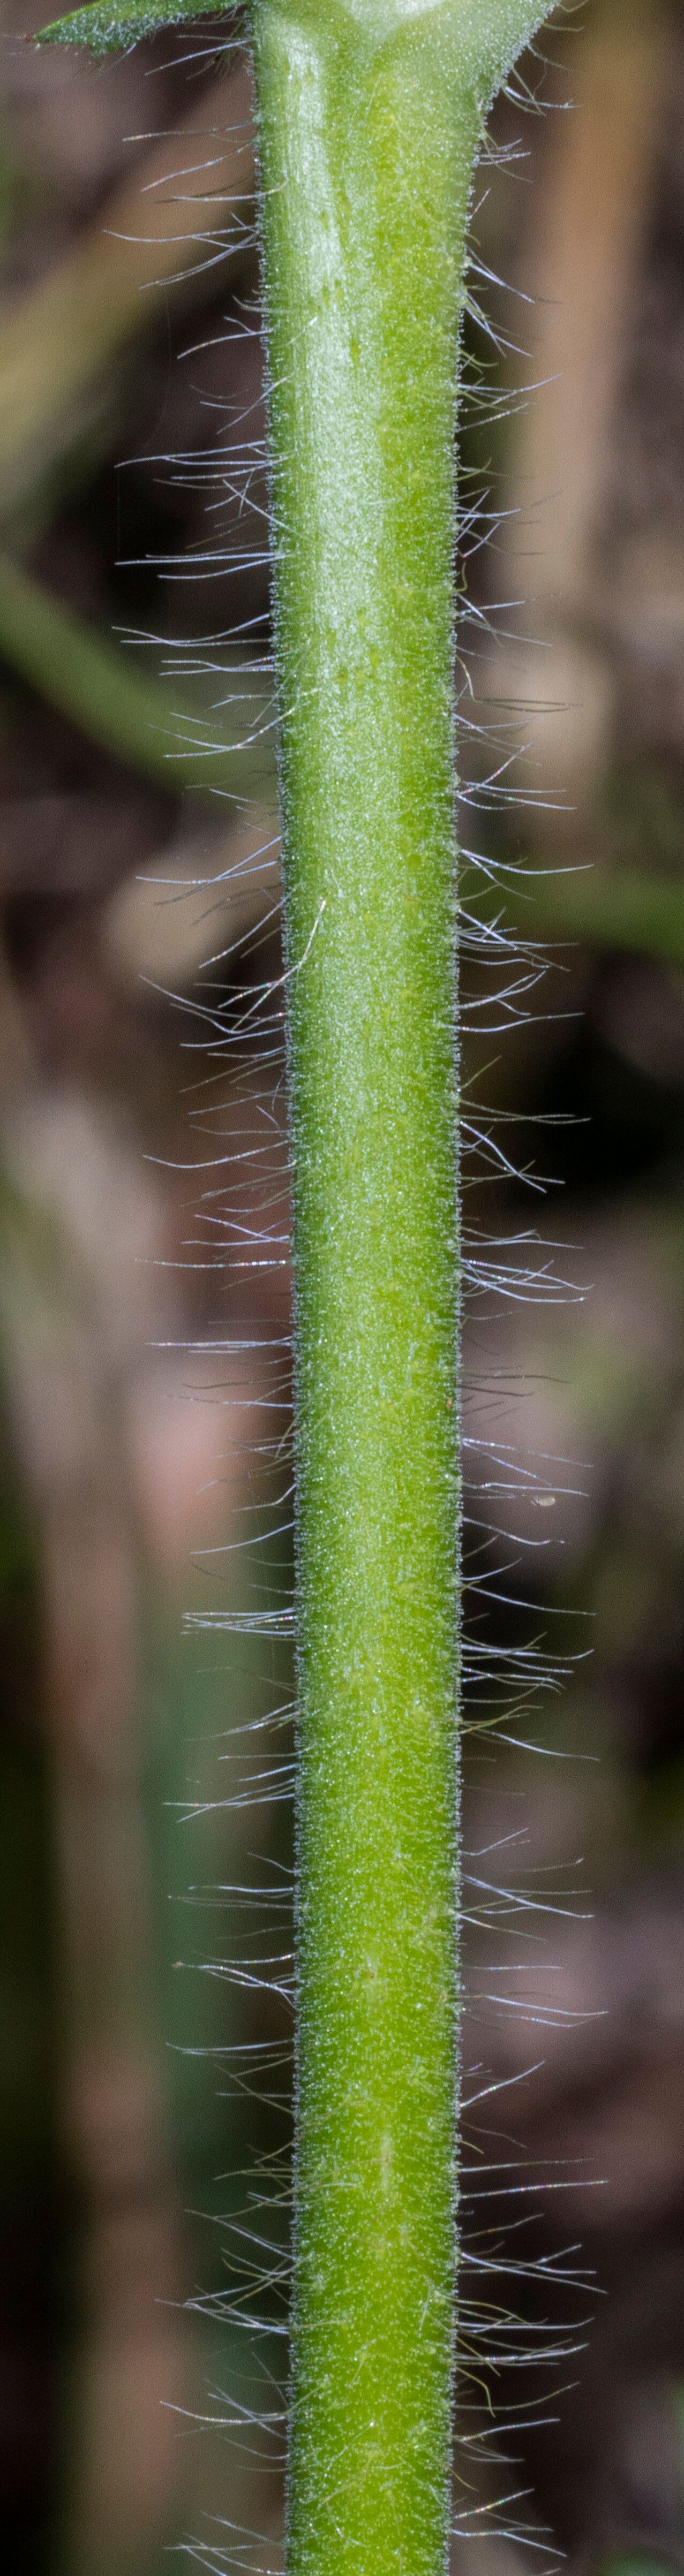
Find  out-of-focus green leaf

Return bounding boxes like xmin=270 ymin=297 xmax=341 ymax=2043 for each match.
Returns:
xmin=0 ymin=550 xmax=276 ymax=797
xmin=598 ymin=2559 xmax=681 ymax=2576
xmin=488 ymin=866 xmax=684 ymax=970
xmin=37 ymin=0 xmax=234 ymax=49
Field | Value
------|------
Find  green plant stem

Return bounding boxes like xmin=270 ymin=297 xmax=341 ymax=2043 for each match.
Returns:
xmin=251 ymin=10 xmax=536 ymax=2574
xmin=253 ymin=27 xmax=465 ymax=2576
xmin=37 ymin=7 xmax=547 ymax=2573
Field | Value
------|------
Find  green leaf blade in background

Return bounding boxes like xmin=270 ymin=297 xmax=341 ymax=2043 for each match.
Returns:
xmin=0 ymin=551 xmax=276 ymax=799
xmin=479 ymin=866 xmax=684 ymax=971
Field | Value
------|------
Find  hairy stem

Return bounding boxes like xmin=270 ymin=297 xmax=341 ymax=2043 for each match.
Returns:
xmin=38 ymin=5 xmax=548 ymax=2570
xmin=253 ymin=17 xmax=468 ymax=2576
xmin=251 ymin=13 xmax=543 ymax=2569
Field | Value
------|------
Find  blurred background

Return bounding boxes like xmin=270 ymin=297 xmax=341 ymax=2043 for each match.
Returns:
xmin=0 ymin=2 xmax=683 ymax=2572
